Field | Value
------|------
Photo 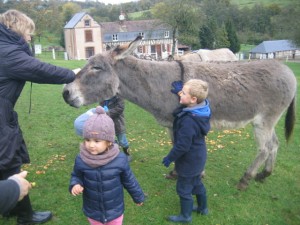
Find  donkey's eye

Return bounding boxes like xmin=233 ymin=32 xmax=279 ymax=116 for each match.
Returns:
xmin=93 ymin=66 xmax=102 ymax=70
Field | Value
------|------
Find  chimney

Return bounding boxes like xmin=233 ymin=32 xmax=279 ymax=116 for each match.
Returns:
xmin=119 ymin=11 xmax=125 ymax=25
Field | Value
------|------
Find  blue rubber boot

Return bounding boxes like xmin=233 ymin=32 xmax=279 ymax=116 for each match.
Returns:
xmin=193 ymin=194 xmax=209 ymax=215
xmin=168 ymin=198 xmax=193 ymax=223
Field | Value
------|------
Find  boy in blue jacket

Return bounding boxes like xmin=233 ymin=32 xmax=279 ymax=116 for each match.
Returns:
xmin=70 ymin=106 xmax=144 ymax=225
xmin=163 ymin=79 xmax=211 ymax=223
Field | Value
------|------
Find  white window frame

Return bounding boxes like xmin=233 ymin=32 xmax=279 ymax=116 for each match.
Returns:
xmin=84 ymin=19 xmax=91 ymax=27
xmin=139 ymin=32 xmax=144 ymax=39
xmin=164 ymin=31 xmax=169 ymax=38
xmin=112 ymin=34 xmax=118 ymax=41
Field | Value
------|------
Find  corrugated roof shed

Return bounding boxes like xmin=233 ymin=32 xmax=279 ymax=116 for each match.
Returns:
xmin=64 ymin=12 xmax=86 ymax=29
xmin=250 ymin=40 xmax=298 ymax=53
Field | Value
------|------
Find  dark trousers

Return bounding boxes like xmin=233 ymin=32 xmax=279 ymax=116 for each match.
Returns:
xmin=0 ymin=167 xmax=33 ymax=217
xmin=176 ymin=175 xmax=206 ymax=201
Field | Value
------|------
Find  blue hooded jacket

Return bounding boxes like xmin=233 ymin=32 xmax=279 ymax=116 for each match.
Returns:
xmin=167 ymin=100 xmax=211 ymax=177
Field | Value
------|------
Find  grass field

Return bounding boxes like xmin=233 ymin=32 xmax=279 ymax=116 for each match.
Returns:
xmin=0 ymin=59 xmax=299 ymax=225
xmin=230 ymin=0 xmax=297 ymax=7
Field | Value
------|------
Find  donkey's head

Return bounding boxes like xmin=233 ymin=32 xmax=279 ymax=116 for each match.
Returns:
xmin=62 ymin=36 xmax=142 ymax=107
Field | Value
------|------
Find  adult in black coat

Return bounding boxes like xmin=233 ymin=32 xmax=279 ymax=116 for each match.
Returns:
xmin=0 ymin=9 xmax=75 ymax=224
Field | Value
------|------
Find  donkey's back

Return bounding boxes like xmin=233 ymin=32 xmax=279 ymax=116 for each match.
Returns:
xmin=186 ymin=60 xmax=297 ymax=131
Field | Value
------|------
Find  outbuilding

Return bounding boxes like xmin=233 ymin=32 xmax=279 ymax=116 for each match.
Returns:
xmin=249 ymin=40 xmax=300 ymax=60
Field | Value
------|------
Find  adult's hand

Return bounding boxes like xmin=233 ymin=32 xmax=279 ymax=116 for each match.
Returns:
xmin=9 ymin=171 xmax=32 ymax=201
xmin=72 ymin=68 xmax=81 ymax=75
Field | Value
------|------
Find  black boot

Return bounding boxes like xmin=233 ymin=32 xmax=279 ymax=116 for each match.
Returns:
xmin=17 ymin=211 xmax=52 ymax=225
xmin=14 ymin=195 xmax=52 ymax=225
xmin=123 ymin=147 xmax=132 ymax=162
xmin=168 ymin=198 xmax=193 ymax=223
xmin=193 ymin=193 xmax=208 ymax=215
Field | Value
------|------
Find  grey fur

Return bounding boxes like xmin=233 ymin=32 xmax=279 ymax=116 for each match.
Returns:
xmin=63 ymin=37 xmax=297 ymax=190
xmin=174 ymin=48 xmax=238 ymax=62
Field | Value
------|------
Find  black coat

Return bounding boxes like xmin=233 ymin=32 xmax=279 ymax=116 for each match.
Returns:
xmin=0 ymin=23 xmax=75 ymax=170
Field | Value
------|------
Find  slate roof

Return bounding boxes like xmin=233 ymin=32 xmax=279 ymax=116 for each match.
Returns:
xmin=100 ymin=19 xmax=169 ymax=33
xmin=249 ymin=40 xmax=299 ymax=54
xmin=64 ymin=12 xmax=86 ymax=29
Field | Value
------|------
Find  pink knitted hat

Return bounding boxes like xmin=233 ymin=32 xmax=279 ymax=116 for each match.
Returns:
xmin=83 ymin=106 xmax=115 ymax=142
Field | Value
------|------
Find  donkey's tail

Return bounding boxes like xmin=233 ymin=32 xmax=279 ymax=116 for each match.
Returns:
xmin=285 ymin=96 xmax=296 ymax=143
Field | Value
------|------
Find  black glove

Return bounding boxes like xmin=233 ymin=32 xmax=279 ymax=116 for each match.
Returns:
xmin=171 ymin=80 xmax=183 ymax=95
xmin=162 ymin=157 xmax=172 ymax=167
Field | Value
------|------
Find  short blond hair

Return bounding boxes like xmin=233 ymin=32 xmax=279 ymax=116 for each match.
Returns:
xmin=184 ymin=79 xmax=209 ymax=103
xmin=0 ymin=9 xmax=35 ymax=40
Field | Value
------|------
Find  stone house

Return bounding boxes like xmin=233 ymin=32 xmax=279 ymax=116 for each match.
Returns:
xmin=64 ymin=12 xmax=102 ymax=60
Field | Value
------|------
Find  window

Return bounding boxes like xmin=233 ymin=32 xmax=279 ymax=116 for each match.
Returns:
xmin=85 ymin=47 xmax=94 ymax=58
xmin=84 ymin=20 xmax=90 ymax=27
xmin=85 ymin=30 xmax=93 ymax=42
xmin=138 ymin=46 xmax=143 ymax=53
xmin=112 ymin=34 xmax=118 ymax=41
xmin=164 ymin=31 xmax=169 ymax=38
xmin=139 ymin=32 xmax=144 ymax=39
xmin=151 ymin=45 xmax=156 ymax=53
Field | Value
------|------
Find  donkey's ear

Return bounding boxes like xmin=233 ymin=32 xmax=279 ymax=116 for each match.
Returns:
xmin=112 ymin=36 xmax=142 ymax=60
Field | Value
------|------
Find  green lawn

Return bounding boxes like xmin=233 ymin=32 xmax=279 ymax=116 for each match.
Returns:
xmin=1 ymin=59 xmax=299 ymax=225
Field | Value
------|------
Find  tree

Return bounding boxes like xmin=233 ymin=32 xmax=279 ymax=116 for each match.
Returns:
xmin=225 ymin=19 xmax=240 ymax=53
xmin=62 ymin=2 xmax=82 ymax=24
xmin=199 ymin=18 xmax=217 ymax=49
xmin=271 ymin=3 xmax=300 ymax=46
xmin=151 ymin=0 xmax=204 ymax=54
xmin=199 ymin=25 xmax=214 ymax=49
xmin=215 ymin=24 xmax=230 ymax=49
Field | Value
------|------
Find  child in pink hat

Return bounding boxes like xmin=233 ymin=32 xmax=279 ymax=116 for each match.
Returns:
xmin=70 ymin=106 xmax=144 ymax=225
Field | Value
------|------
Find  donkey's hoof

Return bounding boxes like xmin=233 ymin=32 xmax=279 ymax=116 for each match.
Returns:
xmin=255 ymin=171 xmax=271 ymax=182
xmin=237 ymin=175 xmax=250 ymax=191
xmin=236 ymin=182 xmax=248 ymax=191
xmin=255 ymin=174 xmax=265 ymax=182
xmin=165 ymin=170 xmax=178 ymax=180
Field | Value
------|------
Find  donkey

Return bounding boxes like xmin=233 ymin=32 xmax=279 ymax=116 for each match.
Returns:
xmin=63 ymin=36 xmax=297 ymax=190
xmin=172 ymin=48 xmax=237 ymax=62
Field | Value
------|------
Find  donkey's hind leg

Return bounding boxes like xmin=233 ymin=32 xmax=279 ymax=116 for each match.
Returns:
xmin=255 ymin=131 xmax=279 ymax=182
xmin=237 ymin=125 xmax=273 ymax=190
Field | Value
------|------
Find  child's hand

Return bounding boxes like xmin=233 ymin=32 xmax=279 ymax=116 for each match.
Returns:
xmin=71 ymin=184 xmax=84 ymax=196
xmin=136 ymin=202 xmax=143 ymax=206
xmin=162 ymin=156 xmax=171 ymax=167
xmin=171 ymin=80 xmax=183 ymax=95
